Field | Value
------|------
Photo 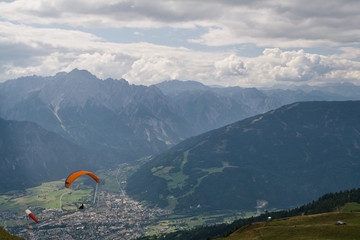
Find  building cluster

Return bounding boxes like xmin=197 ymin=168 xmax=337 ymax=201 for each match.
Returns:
xmin=4 ymin=192 xmax=171 ymax=240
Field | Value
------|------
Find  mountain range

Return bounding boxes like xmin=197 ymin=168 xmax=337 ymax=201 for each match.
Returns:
xmin=0 ymin=118 xmax=93 ymax=193
xmin=155 ymin=80 xmax=360 ymax=134
xmin=1 ymin=69 xmax=360 ymax=193
xmin=2 ymin=70 xmax=360 ymax=167
xmin=126 ymin=101 xmax=360 ymax=213
xmin=0 ymin=69 xmax=191 ymax=165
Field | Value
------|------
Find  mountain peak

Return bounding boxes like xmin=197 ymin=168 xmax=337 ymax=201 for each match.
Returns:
xmin=67 ymin=68 xmax=97 ymax=81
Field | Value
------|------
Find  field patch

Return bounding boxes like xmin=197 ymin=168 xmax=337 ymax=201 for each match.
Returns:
xmin=0 ymin=180 xmax=93 ymax=213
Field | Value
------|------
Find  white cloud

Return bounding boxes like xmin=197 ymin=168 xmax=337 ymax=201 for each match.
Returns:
xmin=0 ymin=1 xmax=359 ymax=87
xmin=123 ymin=56 xmax=180 ymax=85
xmin=192 ymin=0 xmax=360 ymax=48
xmin=213 ymin=48 xmax=360 ymax=87
xmin=1 ymin=20 xmax=360 ymax=87
xmin=0 ymin=21 xmax=101 ymax=50
xmin=1 ymin=0 xmax=359 ymax=48
xmin=261 ymin=48 xmax=330 ymax=82
xmin=337 ymin=47 xmax=360 ymax=60
xmin=0 ymin=21 xmax=225 ymax=84
xmin=214 ymin=54 xmax=247 ymax=77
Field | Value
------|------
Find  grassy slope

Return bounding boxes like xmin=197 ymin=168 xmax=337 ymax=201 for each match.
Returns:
xmin=0 ymin=180 xmax=93 ymax=213
xmin=0 ymin=227 xmax=24 ymax=240
xmin=0 ymin=164 xmax=131 ymax=214
xmin=218 ymin=211 xmax=360 ymax=240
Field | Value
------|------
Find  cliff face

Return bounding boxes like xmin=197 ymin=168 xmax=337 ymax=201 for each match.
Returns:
xmin=0 ymin=69 xmax=191 ymax=165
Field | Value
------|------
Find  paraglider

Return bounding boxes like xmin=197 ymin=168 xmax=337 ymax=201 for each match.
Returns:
xmin=65 ymin=171 xmax=100 ymax=188
xmin=65 ymin=170 xmax=100 ymax=205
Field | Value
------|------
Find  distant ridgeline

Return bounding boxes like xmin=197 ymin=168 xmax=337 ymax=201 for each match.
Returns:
xmin=2 ymin=69 xmax=360 ymax=168
xmin=139 ymin=188 xmax=360 ymax=240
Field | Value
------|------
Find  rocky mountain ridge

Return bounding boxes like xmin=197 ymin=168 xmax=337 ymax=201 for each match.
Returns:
xmin=2 ymin=70 xmax=360 ymax=166
xmin=0 ymin=69 xmax=191 ymax=165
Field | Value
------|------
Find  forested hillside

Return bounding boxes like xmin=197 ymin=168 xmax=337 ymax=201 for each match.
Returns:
xmin=128 ymin=101 xmax=360 ymax=212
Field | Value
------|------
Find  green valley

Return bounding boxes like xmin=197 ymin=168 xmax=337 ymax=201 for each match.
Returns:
xmin=0 ymin=162 xmax=247 ymax=239
xmin=0 ymin=180 xmax=93 ymax=212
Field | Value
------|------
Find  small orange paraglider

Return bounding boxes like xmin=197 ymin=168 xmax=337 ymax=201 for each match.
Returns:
xmin=65 ymin=171 xmax=100 ymax=188
xmin=65 ymin=170 xmax=100 ymax=205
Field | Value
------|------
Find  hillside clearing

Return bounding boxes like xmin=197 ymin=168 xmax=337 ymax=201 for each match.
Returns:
xmin=218 ymin=212 xmax=360 ymax=240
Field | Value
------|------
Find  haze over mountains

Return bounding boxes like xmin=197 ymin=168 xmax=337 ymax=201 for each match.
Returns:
xmin=155 ymin=80 xmax=360 ymax=134
xmin=127 ymin=101 xmax=360 ymax=212
xmin=1 ymin=69 xmax=360 ymax=196
xmin=0 ymin=69 xmax=191 ymax=165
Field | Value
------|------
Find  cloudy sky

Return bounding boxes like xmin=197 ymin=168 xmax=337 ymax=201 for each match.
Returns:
xmin=0 ymin=0 xmax=359 ymax=87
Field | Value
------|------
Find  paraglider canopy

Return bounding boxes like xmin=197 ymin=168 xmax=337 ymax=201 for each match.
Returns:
xmin=65 ymin=170 xmax=100 ymax=188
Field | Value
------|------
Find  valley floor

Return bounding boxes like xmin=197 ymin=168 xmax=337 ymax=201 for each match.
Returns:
xmin=0 ymin=163 xmax=245 ymax=239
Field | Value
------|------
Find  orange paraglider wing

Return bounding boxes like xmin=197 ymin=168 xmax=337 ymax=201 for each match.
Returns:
xmin=65 ymin=171 xmax=100 ymax=188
